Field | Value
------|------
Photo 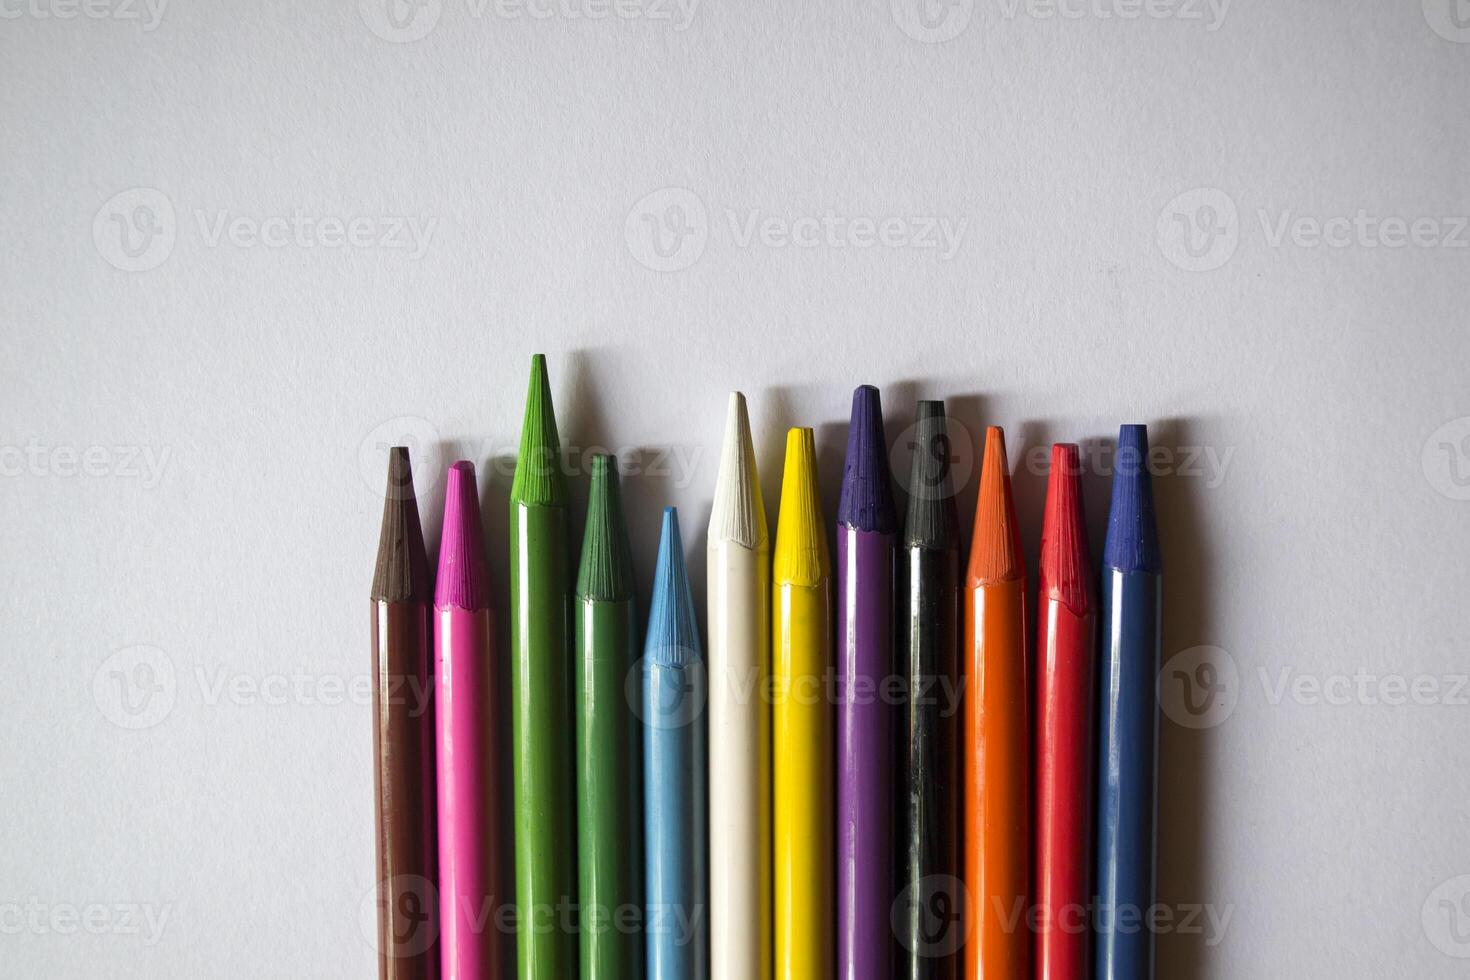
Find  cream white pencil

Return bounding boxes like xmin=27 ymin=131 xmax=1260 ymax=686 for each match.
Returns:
xmin=707 ymin=392 xmax=772 ymax=980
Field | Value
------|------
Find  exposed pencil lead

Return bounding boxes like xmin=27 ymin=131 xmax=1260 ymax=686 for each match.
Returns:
xmin=837 ymin=385 xmax=897 ymax=534
xmin=773 ymin=427 xmax=829 ymax=587
xmin=435 ymin=461 xmax=493 ymax=610
xmin=1039 ymin=444 xmax=1094 ymax=615
xmin=372 ymin=447 xmax=432 ymax=602
xmin=1103 ymin=424 xmax=1162 ymax=574
xmin=646 ymin=508 xmax=701 ymax=667
xmin=903 ymin=400 xmax=960 ymax=551
xmin=967 ymin=426 xmax=1025 ymax=586
xmin=709 ymin=392 xmax=768 ymax=550
xmin=577 ymin=454 xmax=636 ymax=602
xmin=511 ymin=353 xmax=566 ymax=506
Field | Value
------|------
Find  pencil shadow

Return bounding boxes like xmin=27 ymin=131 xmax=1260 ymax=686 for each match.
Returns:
xmin=1148 ymin=416 xmax=1218 ymax=980
xmin=1011 ymin=420 xmax=1053 ymax=580
xmin=472 ymin=445 xmax=517 ymax=978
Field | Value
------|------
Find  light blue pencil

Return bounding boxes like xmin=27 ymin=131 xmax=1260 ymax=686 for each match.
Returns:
xmin=642 ymin=507 xmax=709 ymax=980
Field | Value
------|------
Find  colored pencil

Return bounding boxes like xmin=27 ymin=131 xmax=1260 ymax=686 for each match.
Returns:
xmin=898 ymin=401 xmax=963 ymax=980
xmin=707 ymin=392 xmax=772 ymax=980
xmin=643 ymin=508 xmax=710 ymax=980
xmin=370 ymin=447 xmax=441 ymax=979
xmin=837 ymin=385 xmax=897 ymax=980
xmin=575 ymin=454 xmax=643 ymax=980
xmin=435 ymin=461 xmax=505 ymax=980
xmin=1094 ymin=425 xmax=1162 ymax=980
xmin=1034 ymin=445 xmax=1097 ymax=980
xmin=509 ymin=354 xmax=579 ymax=979
xmin=964 ymin=426 xmax=1029 ymax=980
xmin=773 ymin=427 xmax=833 ymax=980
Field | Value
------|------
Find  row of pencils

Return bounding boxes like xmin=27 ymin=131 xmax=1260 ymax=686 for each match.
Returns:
xmin=369 ymin=354 xmax=1163 ymax=980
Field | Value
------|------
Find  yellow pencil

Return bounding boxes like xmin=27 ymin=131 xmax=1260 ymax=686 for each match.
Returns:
xmin=773 ymin=426 xmax=833 ymax=980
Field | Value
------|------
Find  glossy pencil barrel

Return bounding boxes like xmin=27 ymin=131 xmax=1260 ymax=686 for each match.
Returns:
xmin=963 ymin=577 xmax=1028 ymax=979
xmin=1094 ymin=425 xmax=1162 ymax=980
xmin=1093 ymin=572 xmax=1160 ymax=980
xmin=707 ymin=542 xmax=771 ymax=980
xmin=773 ymin=427 xmax=832 ymax=980
xmin=1035 ymin=445 xmax=1096 ymax=980
xmin=510 ymin=355 xmax=578 ymax=980
xmin=436 ymin=606 xmax=503 ymax=979
xmin=372 ymin=600 xmax=441 ymax=979
xmin=964 ymin=427 xmax=1028 ymax=980
xmin=575 ymin=595 xmax=642 ymax=980
xmin=644 ymin=510 xmax=709 ymax=980
xmin=837 ymin=526 xmax=895 ymax=980
xmin=898 ymin=544 xmax=961 ymax=980
xmin=773 ymin=576 xmax=832 ymax=979
xmin=509 ymin=502 xmax=578 ymax=977
xmin=1035 ymin=603 xmax=1096 ymax=980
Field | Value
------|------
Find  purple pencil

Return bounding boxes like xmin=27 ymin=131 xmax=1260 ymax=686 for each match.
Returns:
xmin=837 ymin=385 xmax=898 ymax=980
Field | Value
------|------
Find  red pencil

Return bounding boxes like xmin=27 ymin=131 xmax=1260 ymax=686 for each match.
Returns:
xmin=1033 ymin=444 xmax=1097 ymax=980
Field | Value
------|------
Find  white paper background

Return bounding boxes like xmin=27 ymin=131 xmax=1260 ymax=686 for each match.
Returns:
xmin=2 ymin=1 xmax=1468 ymax=976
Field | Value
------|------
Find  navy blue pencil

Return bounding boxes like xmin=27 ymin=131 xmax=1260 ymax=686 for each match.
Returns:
xmin=643 ymin=508 xmax=709 ymax=980
xmin=1094 ymin=424 xmax=1163 ymax=980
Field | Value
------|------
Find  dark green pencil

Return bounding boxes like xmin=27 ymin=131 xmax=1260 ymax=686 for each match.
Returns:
xmin=574 ymin=455 xmax=643 ymax=980
xmin=509 ymin=354 xmax=579 ymax=978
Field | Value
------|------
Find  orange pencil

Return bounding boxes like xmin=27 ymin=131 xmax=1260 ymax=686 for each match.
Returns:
xmin=964 ymin=426 xmax=1029 ymax=980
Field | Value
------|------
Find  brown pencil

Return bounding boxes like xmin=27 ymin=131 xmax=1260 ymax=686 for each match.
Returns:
xmin=371 ymin=447 xmax=441 ymax=979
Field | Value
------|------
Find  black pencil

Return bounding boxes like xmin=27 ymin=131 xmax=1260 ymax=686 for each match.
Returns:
xmin=897 ymin=401 xmax=963 ymax=979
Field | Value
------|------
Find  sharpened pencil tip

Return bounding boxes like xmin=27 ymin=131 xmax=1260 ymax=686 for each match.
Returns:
xmin=710 ymin=391 xmax=768 ymax=550
xmin=838 ymin=385 xmax=897 ymax=534
xmin=967 ymin=426 xmax=1025 ymax=586
xmin=903 ymin=400 xmax=960 ymax=551
xmin=1104 ymin=424 xmax=1162 ymax=574
xmin=371 ymin=447 xmax=432 ymax=602
xmin=577 ymin=454 xmax=635 ymax=602
xmin=436 ymin=461 xmax=493 ymax=610
xmin=511 ymin=353 xmax=566 ymax=506
xmin=646 ymin=507 xmax=701 ymax=668
xmin=1040 ymin=444 xmax=1094 ymax=614
xmin=773 ymin=427 xmax=829 ymax=587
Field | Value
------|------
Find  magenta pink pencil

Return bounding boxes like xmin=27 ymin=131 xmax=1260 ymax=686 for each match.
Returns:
xmin=434 ymin=461 xmax=505 ymax=979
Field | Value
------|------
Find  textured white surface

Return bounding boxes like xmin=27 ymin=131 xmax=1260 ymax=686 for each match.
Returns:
xmin=2 ymin=1 xmax=1468 ymax=976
